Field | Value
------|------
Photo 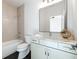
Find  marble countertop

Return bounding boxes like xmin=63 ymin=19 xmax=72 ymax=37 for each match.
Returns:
xmin=34 ymin=33 xmax=77 ymax=45
xmin=33 ymin=36 xmax=77 ymax=45
xmin=40 ymin=37 xmax=77 ymax=45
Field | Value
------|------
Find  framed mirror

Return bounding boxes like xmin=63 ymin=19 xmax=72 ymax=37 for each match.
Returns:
xmin=39 ymin=0 xmax=65 ymax=32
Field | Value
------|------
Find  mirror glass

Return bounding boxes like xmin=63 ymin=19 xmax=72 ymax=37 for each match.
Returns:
xmin=39 ymin=0 xmax=65 ymax=32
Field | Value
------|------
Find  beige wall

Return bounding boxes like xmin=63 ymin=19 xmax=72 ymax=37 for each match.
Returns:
xmin=17 ymin=5 xmax=24 ymax=40
xmin=2 ymin=1 xmax=18 ymax=42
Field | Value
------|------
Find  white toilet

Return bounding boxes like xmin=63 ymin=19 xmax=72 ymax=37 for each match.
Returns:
xmin=17 ymin=36 xmax=31 ymax=59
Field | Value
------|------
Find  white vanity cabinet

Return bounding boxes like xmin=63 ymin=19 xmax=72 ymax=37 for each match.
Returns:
xmin=48 ymin=47 xmax=76 ymax=59
xmin=31 ymin=43 xmax=47 ymax=59
xmin=31 ymin=42 xmax=77 ymax=59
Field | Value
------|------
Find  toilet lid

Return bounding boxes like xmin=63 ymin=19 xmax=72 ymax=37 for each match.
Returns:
xmin=17 ymin=43 xmax=29 ymax=49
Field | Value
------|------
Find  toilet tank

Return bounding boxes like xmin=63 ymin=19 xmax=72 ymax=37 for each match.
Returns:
xmin=25 ymin=35 xmax=32 ymax=44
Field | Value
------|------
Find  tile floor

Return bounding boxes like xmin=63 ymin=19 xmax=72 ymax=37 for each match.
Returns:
xmin=4 ymin=51 xmax=31 ymax=59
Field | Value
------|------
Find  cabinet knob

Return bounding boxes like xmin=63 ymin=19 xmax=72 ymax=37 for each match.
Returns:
xmin=48 ymin=53 xmax=49 ymax=56
xmin=45 ymin=51 xmax=46 ymax=55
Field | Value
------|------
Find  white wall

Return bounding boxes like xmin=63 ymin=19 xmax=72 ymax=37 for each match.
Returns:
xmin=67 ymin=0 xmax=77 ymax=39
xmin=24 ymin=0 xmax=77 ymax=39
xmin=2 ymin=1 xmax=18 ymax=42
xmin=17 ymin=5 xmax=24 ymax=40
xmin=24 ymin=0 xmax=42 ymax=35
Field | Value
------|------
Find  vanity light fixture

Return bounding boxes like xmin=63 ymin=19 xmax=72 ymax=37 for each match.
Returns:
xmin=47 ymin=0 xmax=49 ymax=3
xmin=41 ymin=0 xmax=62 ymax=8
xmin=43 ymin=0 xmax=54 ymax=3
xmin=43 ymin=0 xmax=45 ymax=2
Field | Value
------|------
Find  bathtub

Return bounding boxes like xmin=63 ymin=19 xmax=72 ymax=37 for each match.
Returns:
xmin=2 ymin=39 xmax=23 ymax=58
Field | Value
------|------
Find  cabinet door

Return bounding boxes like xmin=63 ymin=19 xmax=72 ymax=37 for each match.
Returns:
xmin=31 ymin=43 xmax=47 ymax=59
xmin=48 ymin=48 xmax=77 ymax=59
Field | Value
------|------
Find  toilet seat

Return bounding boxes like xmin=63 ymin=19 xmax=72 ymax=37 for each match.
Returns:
xmin=17 ymin=35 xmax=31 ymax=59
xmin=17 ymin=43 xmax=29 ymax=51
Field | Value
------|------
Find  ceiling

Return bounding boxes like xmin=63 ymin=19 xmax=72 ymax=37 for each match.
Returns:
xmin=3 ymin=0 xmax=43 ymax=7
xmin=3 ymin=0 xmax=27 ymax=7
xmin=3 ymin=0 xmax=58 ymax=7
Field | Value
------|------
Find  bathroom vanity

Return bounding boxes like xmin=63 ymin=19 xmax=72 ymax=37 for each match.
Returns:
xmin=31 ymin=37 xmax=77 ymax=59
xmin=31 ymin=0 xmax=77 ymax=59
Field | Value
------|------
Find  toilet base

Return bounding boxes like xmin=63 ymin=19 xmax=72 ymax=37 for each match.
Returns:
xmin=18 ymin=48 xmax=30 ymax=59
